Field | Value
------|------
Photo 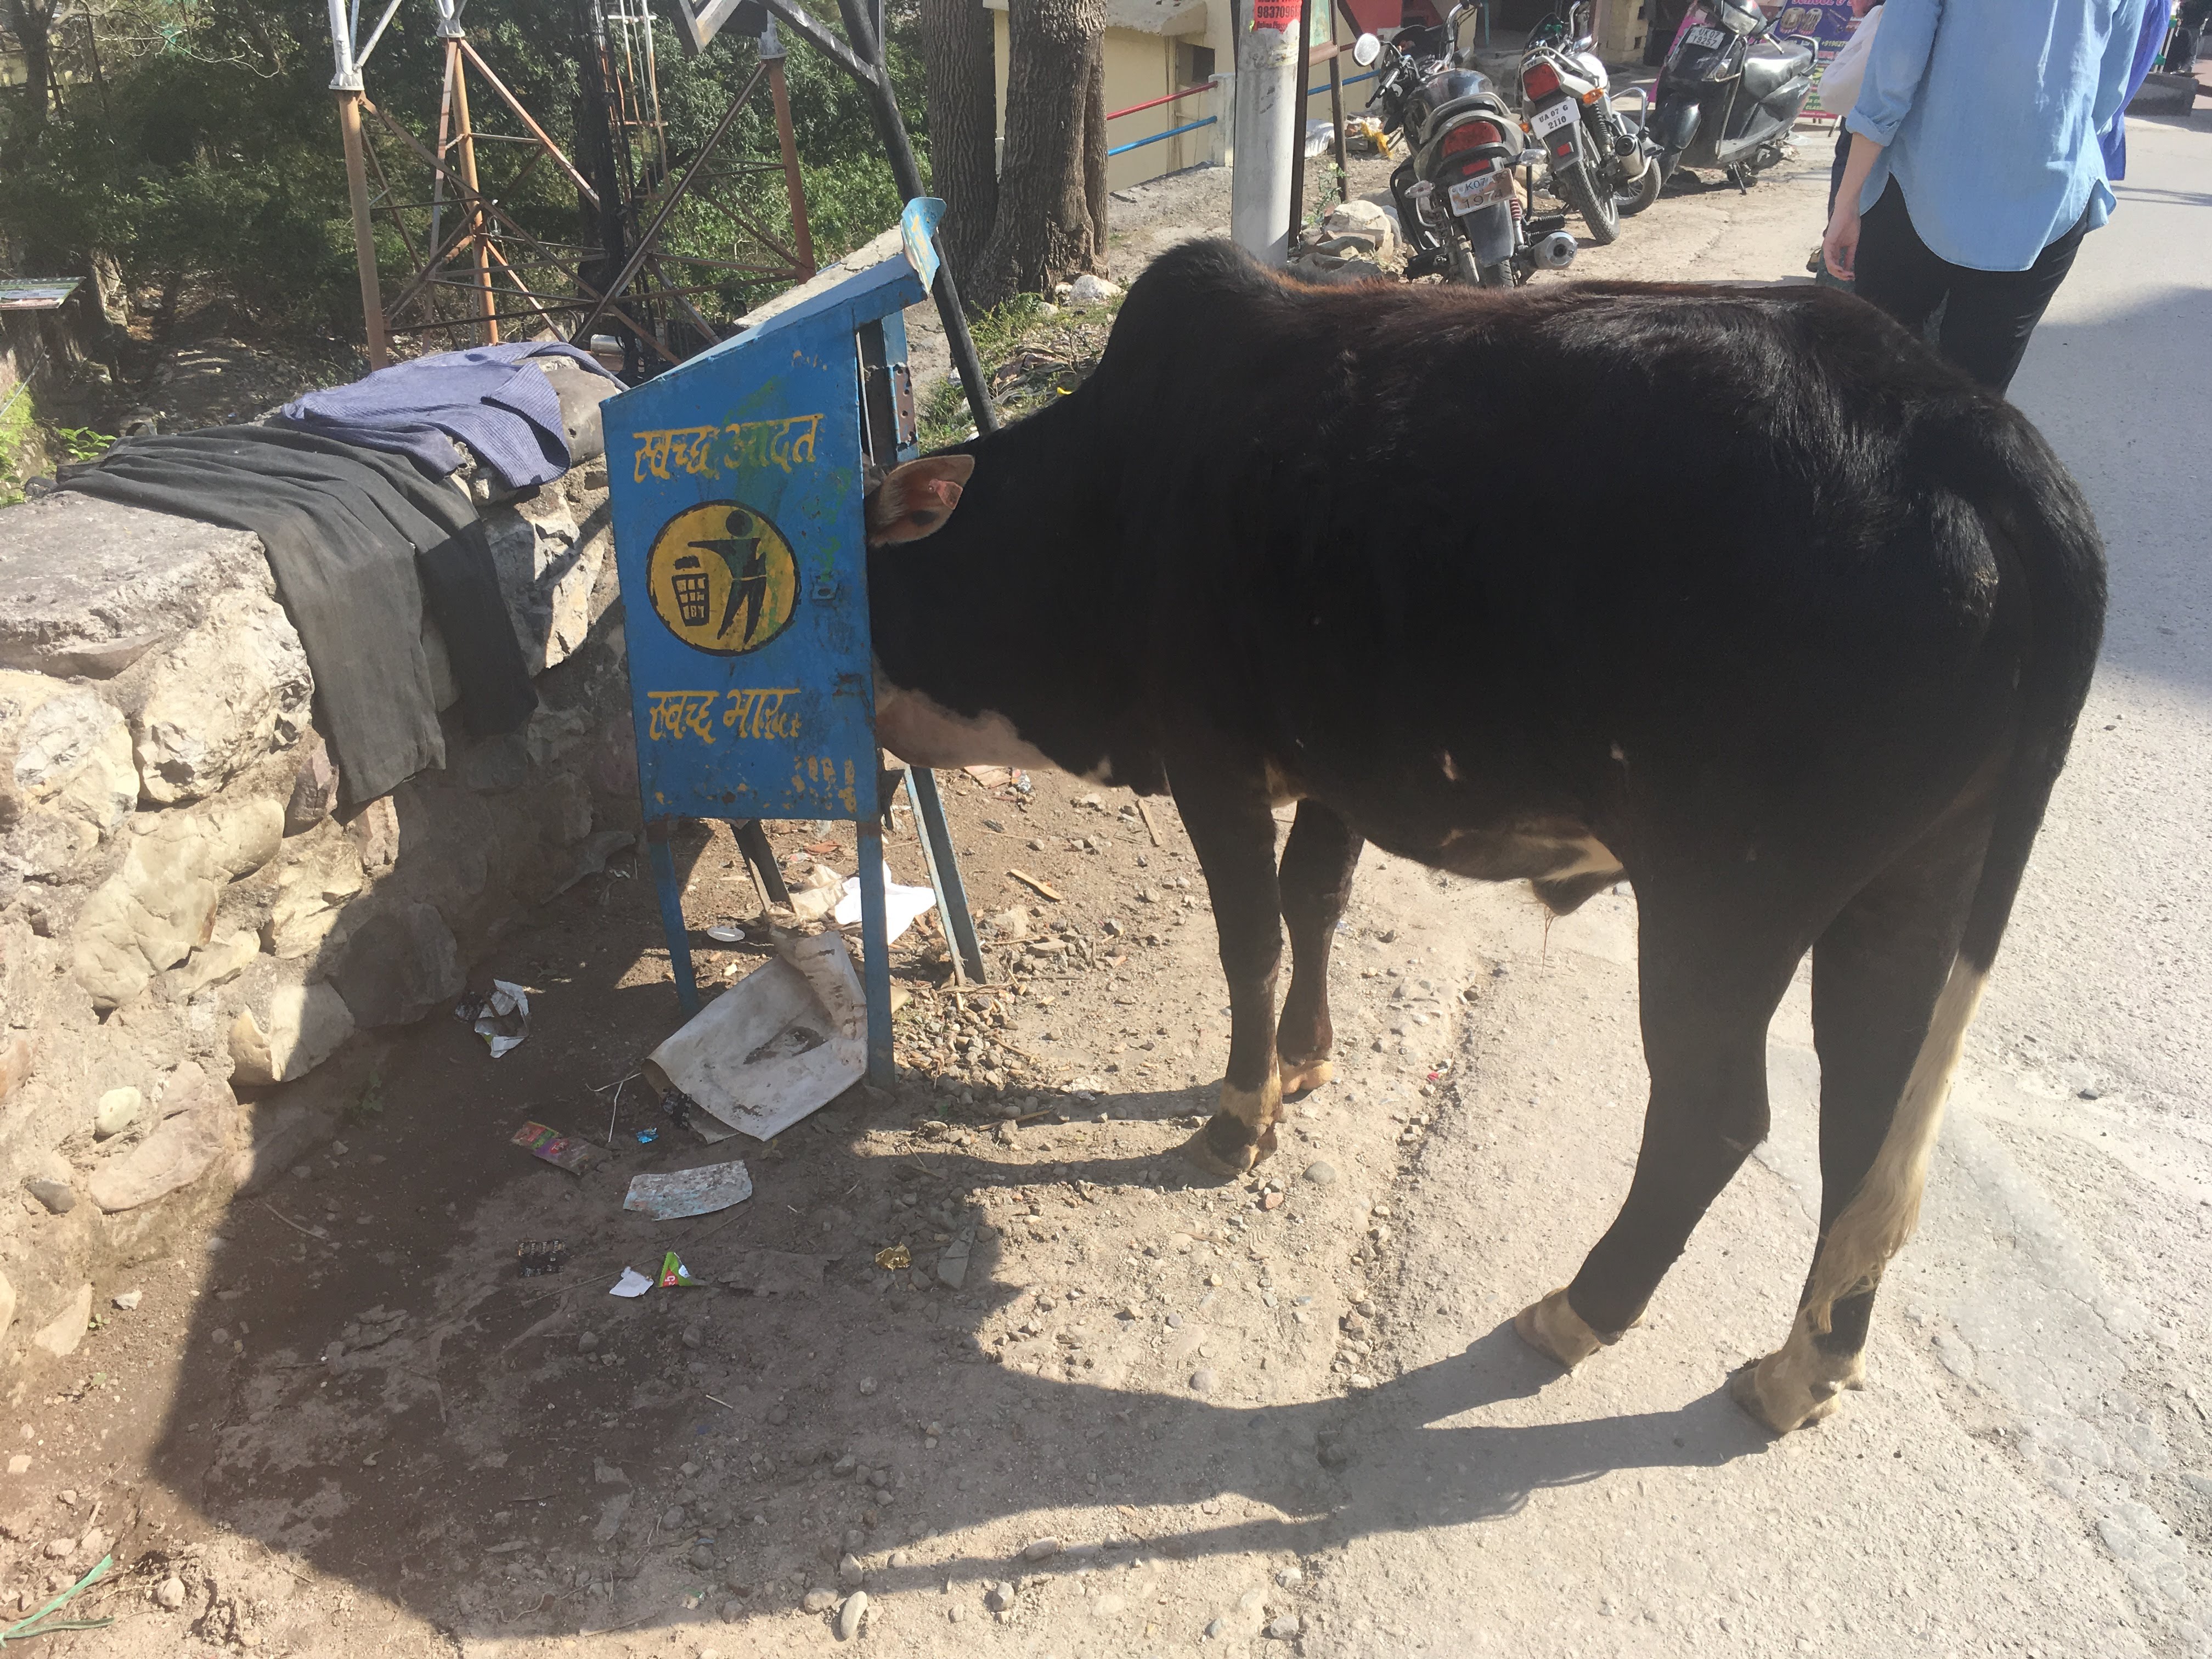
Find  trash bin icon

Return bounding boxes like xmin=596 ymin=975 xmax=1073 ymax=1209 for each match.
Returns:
xmin=670 ymin=554 xmax=712 ymax=628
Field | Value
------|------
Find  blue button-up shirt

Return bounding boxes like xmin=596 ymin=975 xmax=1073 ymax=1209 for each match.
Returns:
xmin=1846 ymin=0 xmax=2152 ymax=272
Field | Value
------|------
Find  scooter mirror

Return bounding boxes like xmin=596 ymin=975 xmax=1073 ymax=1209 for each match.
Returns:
xmin=1351 ymin=32 xmax=1383 ymax=67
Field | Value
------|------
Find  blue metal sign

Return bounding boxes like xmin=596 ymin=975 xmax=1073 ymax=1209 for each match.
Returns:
xmin=608 ymin=207 xmax=939 ymax=823
xmin=606 ymin=200 xmax=954 ymax=1085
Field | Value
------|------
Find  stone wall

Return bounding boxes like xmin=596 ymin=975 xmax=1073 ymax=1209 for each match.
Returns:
xmin=0 ymin=448 xmax=638 ymax=1379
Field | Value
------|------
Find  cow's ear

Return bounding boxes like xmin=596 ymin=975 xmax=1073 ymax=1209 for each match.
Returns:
xmin=866 ymin=455 xmax=975 ymax=546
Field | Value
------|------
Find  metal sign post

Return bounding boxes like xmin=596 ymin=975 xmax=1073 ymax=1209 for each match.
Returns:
xmin=605 ymin=199 xmax=980 ymax=1088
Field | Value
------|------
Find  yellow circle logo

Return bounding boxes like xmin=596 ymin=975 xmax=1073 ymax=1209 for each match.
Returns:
xmin=645 ymin=501 xmax=799 ymax=655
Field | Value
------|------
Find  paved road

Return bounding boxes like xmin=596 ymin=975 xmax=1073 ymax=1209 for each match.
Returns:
xmin=1312 ymin=119 xmax=2212 ymax=1656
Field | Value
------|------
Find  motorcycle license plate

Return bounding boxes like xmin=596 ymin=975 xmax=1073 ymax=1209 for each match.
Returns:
xmin=1531 ymin=99 xmax=1578 ymax=136
xmin=1685 ymin=24 xmax=1726 ymax=47
xmin=1448 ymin=171 xmax=1513 ymax=214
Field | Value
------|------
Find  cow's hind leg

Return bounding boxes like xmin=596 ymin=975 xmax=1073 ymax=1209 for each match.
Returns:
xmin=1169 ymin=751 xmax=1289 ymax=1177
xmin=1276 ymin=801 xmax=1363 ymax=1098
xmin=1733 ymin=825 xmax=1985 ymax=1434
xmin=1516 ymin=891 xmax=1809 ymax=1369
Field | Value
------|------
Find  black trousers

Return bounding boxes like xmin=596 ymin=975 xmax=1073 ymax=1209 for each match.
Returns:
xmin=1853 ymin=179 xmax=2092 ymax=394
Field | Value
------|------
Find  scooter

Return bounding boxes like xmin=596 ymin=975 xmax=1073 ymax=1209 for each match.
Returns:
xmin=1645 ymin=0 xmax=1815 ymax=189
xmin=1352 ymin=22 xmax=1578 ymax=289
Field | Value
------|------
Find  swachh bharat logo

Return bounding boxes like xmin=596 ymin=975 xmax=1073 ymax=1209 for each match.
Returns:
xmin=645 ymin=501 xmax=799 ymax=656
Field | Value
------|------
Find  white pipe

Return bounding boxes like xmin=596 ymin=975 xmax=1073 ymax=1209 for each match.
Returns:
xmin=1229 ymin=8 xmax=1300 ymax=263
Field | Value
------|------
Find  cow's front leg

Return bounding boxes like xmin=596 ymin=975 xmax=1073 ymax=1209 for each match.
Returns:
xmin=1276 ymin=800 xmax=1363 ymax=1097
xmin=1167 ymin=750 xmax=1288 ymax=1177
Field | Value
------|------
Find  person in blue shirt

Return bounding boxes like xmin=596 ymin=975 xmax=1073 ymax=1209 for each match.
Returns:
xmin=1820 ymin=0 xmax=2153 ymax=394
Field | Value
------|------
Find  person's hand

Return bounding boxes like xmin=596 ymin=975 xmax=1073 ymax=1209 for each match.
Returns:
xmin=1823 ymin=198 xmax=1861 ymax=280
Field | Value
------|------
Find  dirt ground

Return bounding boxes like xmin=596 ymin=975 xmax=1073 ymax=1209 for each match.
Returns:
xmin=2 ymin=767 xmax=1487 ymax=1656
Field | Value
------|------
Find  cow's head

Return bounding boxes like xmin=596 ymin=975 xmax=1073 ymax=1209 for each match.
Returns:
xmin=864 ymin=455 xmax=974 ymax=546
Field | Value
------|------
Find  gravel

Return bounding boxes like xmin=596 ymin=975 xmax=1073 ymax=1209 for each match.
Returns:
xmin=1190 ymin=1368 xmax=1216 ymax=1393
xmin=1020 ymin=1536 xmax=1061 ymax=1562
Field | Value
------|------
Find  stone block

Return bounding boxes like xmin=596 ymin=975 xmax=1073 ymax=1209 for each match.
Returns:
xmin=0 ymin=494 xmax=267 ymax=679
xmin=93 ymin=1086 xmax=140 ymax=1139
xmin=86 ymin=1061 xmax=234 ymax=1213
xmin=132 ymin=589 xmax=313 ymax=805
xmin=230 ymin=1102 xmax=338 ymax=1195
xmin=534 ymin=356 xmax=618 ymax=465
xmin=0 ymin=673 xmax=136 ymax=884
xmin=343 ymin=795 xmax=400 ymax=873
xmin=0 ymin=1035 xmax=29 ymax=1102
xmin=464 ymin=732 xmax=532 ymax=794
xmin=486 ymin=505 xmax=603 ymax=675
xmin=284 ymin=729 xmax=340 ymax=834
xmin=259 ymin=820 xmax=367 ymax=958
xmin=30 ymin=1284 xmax=91 ymax=1359
xmin=229 ymin=982 xmax=354 ymax=1086
xmin=72 ymin=795 xmax=286 ymax=1009
xmin=330 ymin=901 xmax=463 ymax=1028
xmin=163 ymin=929 xmax=262 ymax=998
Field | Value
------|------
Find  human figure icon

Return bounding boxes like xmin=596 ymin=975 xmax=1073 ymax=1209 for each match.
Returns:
xmin=687 ymin=509 xmax=770 ymax=644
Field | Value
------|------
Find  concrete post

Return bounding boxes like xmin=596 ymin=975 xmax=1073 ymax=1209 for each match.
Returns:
xmin=1230 ymin=2 xmax=1300 ymax=263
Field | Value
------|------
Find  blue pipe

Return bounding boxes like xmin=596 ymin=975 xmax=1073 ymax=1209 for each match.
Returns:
xmin=1106 ymin=115 xmax=1218 ymax=158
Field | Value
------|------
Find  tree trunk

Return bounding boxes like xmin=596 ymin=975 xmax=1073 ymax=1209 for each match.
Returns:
xmin=917 ymin=0 xmax=998 ymax=288
xmin=3 ymin=0 xmax=57 ymax=130
xmin=966 ymin=0 xmax=1107 ymax=310
xmin=1082 ymin=38 xmax=1108 ymax=268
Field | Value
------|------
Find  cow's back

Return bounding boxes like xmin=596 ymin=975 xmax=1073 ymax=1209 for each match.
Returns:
xmin=1083 ymin=244 xmax=2033 ymax=818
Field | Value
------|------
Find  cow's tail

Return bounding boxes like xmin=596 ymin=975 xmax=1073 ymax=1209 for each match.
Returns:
xmin=1804 ymin=401 xmax=2106 ymax=1334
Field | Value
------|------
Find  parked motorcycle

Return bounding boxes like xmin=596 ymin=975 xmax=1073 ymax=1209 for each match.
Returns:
xmin=1352 ymin=25 xmax=1577 ymax=289
xmin=1516 ymin=3 xmax=1660 ymax=244
xmin=1645 ymin=0 xmax=1815 ymax=189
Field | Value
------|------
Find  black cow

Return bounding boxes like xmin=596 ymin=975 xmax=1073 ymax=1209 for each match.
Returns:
xmin=862 ymin=241 xmax=2104 ymax=1435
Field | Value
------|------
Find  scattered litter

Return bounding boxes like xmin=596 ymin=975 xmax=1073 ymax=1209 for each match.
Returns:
xmin=659 ymin=1088 xmax=698 ymax=1132
xmin=635 ymin=1126 xmax=661 ymax=1146
xmin=1135 ymin=798 xmax=1165 ymax=847
xmin=785 ymin=862 xmax=847 ymax=921
xmin=609 ymin=1267 xmax=653 ymax=1298
xmin=459 ymin=981 xmax=532 ymax=1057
xmin=1008 ymin=868 xmax=1063 ymax=902
xmin=658 ymin=1252 xmax=701 ymax=1288
xmin=2 ymin=1552 xmax=115 ymax=1642
xmin=512 ymin=1121 xmax=605 ymax=1176
xmin=111 ymin=1290 xmax=143 ymax=1312
xmin=516 ymin=1239 xmax=568 ymax=1277
xmin=623 ymin=1159 xmax=755 ymax=1222
xmin=831 ymin=874 xmax=937 ymax=942
xmin=643 ymin=933 xmax=867 ymax=1141
xmin=706 ymin=923 xmax=747 ymax=945
xmin=874 ymin=1244 xmax=911 ymax=1271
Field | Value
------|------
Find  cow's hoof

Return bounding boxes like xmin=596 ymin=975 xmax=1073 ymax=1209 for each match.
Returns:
xmin=1729 ymin=1334 xmax=1863 ymax=1434
xmin=1512 ymin=1288 xmax=1609 ymax=1370
xmin=1278 ymin=1056 xmax=1334 ymax=1097
xmin=1180 ymin=1116 xmax=1277 ymax=1178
